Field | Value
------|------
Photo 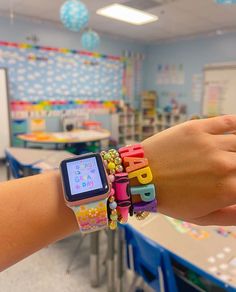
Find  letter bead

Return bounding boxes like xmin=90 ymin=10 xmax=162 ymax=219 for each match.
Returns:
xmin=133 ymin=200 xmax=157 ymax=213
xmin=128 ymin=167 xmax=153 ymax=185
xmin=130 ymin=184 xmax=156 ymax=202
xmin=119 ymin=144 xmax=144 ymax=159
xmin=123 ymin=157 xmax=148 ymax=173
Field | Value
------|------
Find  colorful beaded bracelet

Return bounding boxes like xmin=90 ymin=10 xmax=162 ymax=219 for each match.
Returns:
xmin=118 ymin=144 xmax=157 ymax=219
xmin=101 ymin=144 xmax=157 ymax=227
xmin=101 ymin=149 xmax=132 ymax=229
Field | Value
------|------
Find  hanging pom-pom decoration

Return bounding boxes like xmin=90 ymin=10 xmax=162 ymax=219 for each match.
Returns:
xmin=81 ymin=29 xmax=100 ymax=51
xmin=60 ymin=0 xmax=89 ymax=32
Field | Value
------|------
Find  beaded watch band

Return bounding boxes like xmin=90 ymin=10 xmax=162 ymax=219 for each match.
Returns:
xmin=72 ymin=199 xmax=108 ymax=233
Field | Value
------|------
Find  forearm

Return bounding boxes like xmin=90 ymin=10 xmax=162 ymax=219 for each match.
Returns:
xmin=0 ymin=171 xmax=77 ymax=271
xmin=2 ymin=114 xmax=236 ymax=270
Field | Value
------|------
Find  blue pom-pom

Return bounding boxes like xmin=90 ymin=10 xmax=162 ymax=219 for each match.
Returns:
xmin=60 ymin=0 xmax=89 ymax=32
xmin=81 ymin=30 xmax=100 ymax=51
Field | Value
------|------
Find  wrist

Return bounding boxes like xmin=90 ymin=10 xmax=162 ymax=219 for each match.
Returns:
xmin=46 ymin=170 xmax=78 ymax=236
xmin=141 ymin=138 xmax=164 ymax=214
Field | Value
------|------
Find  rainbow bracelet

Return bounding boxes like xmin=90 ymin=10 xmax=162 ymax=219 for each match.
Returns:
xmin=119 ymin=144 xmax=157 ymax=219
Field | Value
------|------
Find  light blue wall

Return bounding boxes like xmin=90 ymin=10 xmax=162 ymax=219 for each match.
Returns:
xmin=0 ymin=15 xmax=147 ymax=108
xmin=2 ymin=15 xmax=236 ymax=116
xmin=0 ymin=16 xmax=147 ymax=56
xmin=144 ymin=32 xmax=236 ymax=115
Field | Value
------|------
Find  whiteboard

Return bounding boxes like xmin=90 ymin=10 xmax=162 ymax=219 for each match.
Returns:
xmin=0 ymin=68 xmax=10 ymax=158
xmin=202 ymin=63 xmax=236 ymax=116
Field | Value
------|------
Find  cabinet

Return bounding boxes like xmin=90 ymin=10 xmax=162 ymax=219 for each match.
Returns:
xmin=141 ymin=91 xmax=157 ymax=140
xmin=156 ymin=112 xmax=187 ymax=133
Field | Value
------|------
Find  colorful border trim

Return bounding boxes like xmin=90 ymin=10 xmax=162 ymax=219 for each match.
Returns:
xmin=0 ymin=40 xmax=126 ymax=62
xmin=10 ymin=99 xmax=120 ymax=111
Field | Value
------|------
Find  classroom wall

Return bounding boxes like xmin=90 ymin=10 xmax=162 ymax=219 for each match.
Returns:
xmin=2 ymin=15 xmax=236 ymax=116
xmin=0 ymin=16 xmax=147 ymax=107
xmin=0 ymin=15 xmax=147 ymax=56
xmin=0 ymin=15 xmax=147 ymax=138
xmin=144 ymin=32 xmax=236 ymax=115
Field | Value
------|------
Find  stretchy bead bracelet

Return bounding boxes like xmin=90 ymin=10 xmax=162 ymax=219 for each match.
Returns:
xmin=118 ymin=144 xmax=157 ymax=219
xmin=101 ymin=144 xmax=156 ymax=227
xmin=101 ymin=149 xmax=123 ymax=175
xmin=108 ymin=187 xmax=118 ymax=230
xmin=101 ymin=149 xmax=132 ymax=229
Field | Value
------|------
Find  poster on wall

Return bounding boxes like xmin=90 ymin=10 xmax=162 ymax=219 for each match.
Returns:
xmin=192 ymin=74 xmax=203 ymax=103
xmin=122 ymin=51 xmax=144 ymax=105
xmin=202 ymin=64 xmax=236 ymax=116
xmin=0 ymin=42 xmax=124 ymax=101
xmin=204 ymin=82 xmax=225 ymax=116
xmin=157 ymin=63 xmax=185 ymax=85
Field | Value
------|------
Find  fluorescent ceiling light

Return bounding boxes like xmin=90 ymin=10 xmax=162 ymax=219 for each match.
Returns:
xmin=96 ymin=3 xmax=158 ymax=25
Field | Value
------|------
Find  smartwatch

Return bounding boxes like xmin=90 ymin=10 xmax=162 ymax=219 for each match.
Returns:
xmin=60 ymin=153 xmax=110 ymax=233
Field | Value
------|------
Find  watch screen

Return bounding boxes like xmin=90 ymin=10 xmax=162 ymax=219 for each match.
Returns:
xmin=66 ymin=157 xmax=103 ymax=196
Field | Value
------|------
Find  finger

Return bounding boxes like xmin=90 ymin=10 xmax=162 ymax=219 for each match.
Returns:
xmin=215 ymin=134 xmax=236 ymax=152
xmin=190 ymin=205 xmax=236 ymax=226
xmin=200 ymin=115 xmax=236 ymax=135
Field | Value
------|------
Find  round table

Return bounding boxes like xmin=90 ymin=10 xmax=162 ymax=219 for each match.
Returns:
xmin=18 ymin=129 xmax=111 ymax=150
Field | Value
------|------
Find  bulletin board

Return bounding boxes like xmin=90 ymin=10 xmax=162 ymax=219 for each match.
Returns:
xmin=0 ymin=41 xmax=124 ymax=101
xmin=0 ymin=68 xmax=11 ymax=158
xmin=202 ymin=63 xmax=236 ymax=116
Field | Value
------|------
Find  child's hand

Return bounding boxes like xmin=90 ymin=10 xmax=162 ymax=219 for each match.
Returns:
xmin=142 ymin=115 xmax=236 ymax=225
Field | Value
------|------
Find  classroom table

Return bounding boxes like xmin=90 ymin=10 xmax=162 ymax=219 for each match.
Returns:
xmin=17 ymin=129 xmax=110 ymax=149
xmin=5 ymin=147 xmax=101 ymax=287
xmin=125 ymin=214 xmax=236 ymax=291
xmin=5 ymin=147 xmax=74 ymax=176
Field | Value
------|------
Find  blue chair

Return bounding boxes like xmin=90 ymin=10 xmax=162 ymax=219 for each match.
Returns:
xmin=5 ymin=151 xmax=41 ymax=179
xmin=122 ymin=224 xmax=178 ymax=292
xmin=5 ymin=151 xmax=24 ymax=179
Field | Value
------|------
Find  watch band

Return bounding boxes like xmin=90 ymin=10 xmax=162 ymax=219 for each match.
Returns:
xmin=72 ymin=198 xmax=108 ymax=233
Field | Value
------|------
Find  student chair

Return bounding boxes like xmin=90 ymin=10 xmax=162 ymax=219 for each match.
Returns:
xmin=5 ymin=151 xmax=24 ymax=179
xmin=123 ymin=224 xmax=178 ymax=292
xmin=5 ymin=151 xmax=41 ymax=179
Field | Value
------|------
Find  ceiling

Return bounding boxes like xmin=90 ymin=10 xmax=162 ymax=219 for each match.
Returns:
xmin=0 ymin=0 xmax=236 ymax=43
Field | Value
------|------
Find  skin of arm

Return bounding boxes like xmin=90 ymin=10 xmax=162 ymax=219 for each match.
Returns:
xmin=0 ymin=171 xmax=77 ymax=271
xmin=1 ymin=115 xmax=236 ymax=271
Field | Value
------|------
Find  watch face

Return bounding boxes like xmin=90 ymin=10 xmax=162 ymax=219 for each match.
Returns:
xmin=60 ymin=153 xmax=109 ymax=202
